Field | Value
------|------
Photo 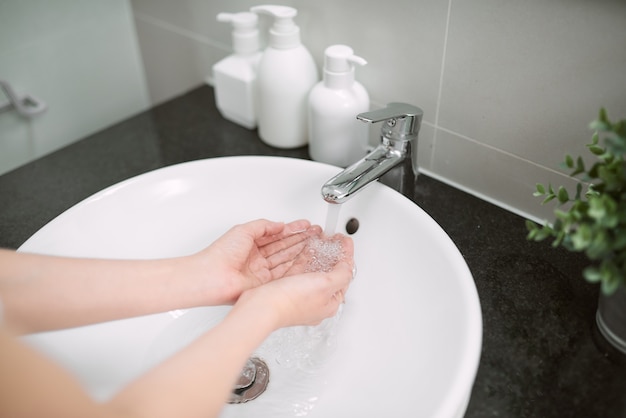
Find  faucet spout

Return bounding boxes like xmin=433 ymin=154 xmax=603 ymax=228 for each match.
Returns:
xmin=321 ymin=102 xmax=423 ymax=204
xmin=322 ymin=139 xmax=407 ymax=204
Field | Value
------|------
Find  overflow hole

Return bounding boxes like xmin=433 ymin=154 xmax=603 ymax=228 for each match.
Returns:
xmin=345 ymin=218 xmax=360 ymax=235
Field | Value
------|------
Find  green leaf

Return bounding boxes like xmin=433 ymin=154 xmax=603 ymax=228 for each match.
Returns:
xmin=574 ymin=182 xmax=583 ymax=200
xmin=588 ymin=196 xmax=606 ymax=220
xmin=587 ymin=230 xmax=610 ymax=259
xmin=583 ymin=266 xmax=602 ymax=283
xmin=571 ymin=224 xmax=592 ymax=250
xmin=525 ymin=219 xmax=538 ymax=231
xmin=599 ymin=107 xmax=609 ymax=124
xmin=588 ymin=162 xmax=600 ymax=179
xmin=525 ymin=220 xmax=554 ymax=242
xmin=534 ymin=183 xmax=546 ymax=197
xmin=588 ymin=145 xmax=605 ymax=156
xmin=606 ymin=134 xmax=626 ymax=155
xmin=614 ymin=120 xmax=626 ymax=139
xmin=557 ymin=186 xmax=569 ymax=204
xmin=590 ymin=120 xmax=609 ymax=132
xmin=552 ymin=230 xmax=566 ymax=247
xmin=589 ymin=108 xmax=610 ymax=132
xmin=601 ymin=273 xmax=620 ymax=295
xmin=571 ymin=156 xmax=586 ymax=176
xmin=564 ymin=154 xmax=574 ymax=168
xmin=613 ymin=232 xmax=626 ymax=251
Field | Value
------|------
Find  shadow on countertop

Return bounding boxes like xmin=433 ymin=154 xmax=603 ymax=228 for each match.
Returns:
xmin=0 ymin=85 xmax=624 ymax=417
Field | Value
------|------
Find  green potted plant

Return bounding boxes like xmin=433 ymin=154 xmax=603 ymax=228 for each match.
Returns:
xmin=527 ymin=108 xmax=626 ymax=361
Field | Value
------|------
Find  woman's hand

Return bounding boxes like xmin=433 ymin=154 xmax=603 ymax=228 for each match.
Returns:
xmin=233 ymin=233 xmax=354 ymax=329
xmin=0 ymin=220 xmax=355 ymax=418
xmin=192 ymin=219 xmax=323 ymax=304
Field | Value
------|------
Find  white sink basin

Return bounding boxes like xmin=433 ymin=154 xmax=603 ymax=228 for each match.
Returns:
xmin=20 ymin=156 xmax=481 ymax=418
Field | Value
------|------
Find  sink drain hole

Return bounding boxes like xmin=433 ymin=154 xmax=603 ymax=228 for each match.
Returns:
xmin=228 ymin=357 xmax=270 ymax=404
xmin=345 ymin=218 xmax=360 ymax=235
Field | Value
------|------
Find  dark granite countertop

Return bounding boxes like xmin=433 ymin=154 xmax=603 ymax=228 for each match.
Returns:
xmin=1 ymin=86 xmax=624 ymax=417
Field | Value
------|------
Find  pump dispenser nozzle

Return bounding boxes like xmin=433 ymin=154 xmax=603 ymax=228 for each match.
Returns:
xmin=250 ymin=5 xmax=300 ymax=49
xmin=323 ymin=45 xmax=367 ymax=89
xmin=217 ymin=12 xmax=259 ymax=55
xmin=325 ymin=45 xmax=367 ymax=72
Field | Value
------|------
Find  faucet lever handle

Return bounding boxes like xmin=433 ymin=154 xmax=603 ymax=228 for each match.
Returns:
xmin=357 ymin=102 xmax=423 ymax=140
xmin=357 ymin=102 xmax=422 ymax=123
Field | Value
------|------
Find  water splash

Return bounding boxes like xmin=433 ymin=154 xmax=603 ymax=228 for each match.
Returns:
xmin=304 ymin=236 xmax=345 ymax=273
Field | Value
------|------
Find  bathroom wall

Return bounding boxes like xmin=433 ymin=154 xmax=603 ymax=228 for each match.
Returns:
xmin=0 ymin=0 xmax=150 ymax=175
xmin=130 ymin=0 xmax=626 ymax=222
xmin=3 ymin=1 xmax=623 ymax=222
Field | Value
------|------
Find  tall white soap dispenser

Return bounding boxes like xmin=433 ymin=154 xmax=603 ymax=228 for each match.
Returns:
xmin=308 ymin=45 xmax=370 ymax=167
xmin=250 ymin=5 xmax=318 ymax=148
xmin=212 ymin=12 xmax=262 ymax=129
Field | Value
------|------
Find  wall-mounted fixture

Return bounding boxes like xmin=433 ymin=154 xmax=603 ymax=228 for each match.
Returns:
xmin=0 ymin=79 xmax=47 ymax=118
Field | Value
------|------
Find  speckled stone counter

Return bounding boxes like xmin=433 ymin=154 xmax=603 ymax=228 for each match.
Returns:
xmin=0 ymin=86 xmax=624 ymax=417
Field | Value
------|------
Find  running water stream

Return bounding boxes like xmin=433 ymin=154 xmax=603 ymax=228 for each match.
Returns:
xmin=323 ymin=203 xmax=342 ymax=236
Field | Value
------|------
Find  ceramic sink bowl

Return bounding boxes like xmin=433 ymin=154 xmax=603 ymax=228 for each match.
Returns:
xmin=21 ymin=156 xmax=482 ymax=418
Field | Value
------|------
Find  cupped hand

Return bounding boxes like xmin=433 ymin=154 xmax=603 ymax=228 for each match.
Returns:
xmin=236 ymin=259 xmax=354 ymax=329
xmin=235 ymin=229 xmax=354 ymax=328
xmin=194 ymin=219 xmax=322 ymax=304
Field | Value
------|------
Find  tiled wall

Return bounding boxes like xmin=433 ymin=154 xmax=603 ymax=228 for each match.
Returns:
xmin=131 ymin=0 xmax=626 ymax=222
xmin=0 ymin=0 xmax=149 ymax=175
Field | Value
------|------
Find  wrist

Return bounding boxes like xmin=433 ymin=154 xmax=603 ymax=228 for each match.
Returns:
xmin=229 ymin=288 xmax=281 ymax=335
xmin=175 ymin=254 xmax=236 ymax=307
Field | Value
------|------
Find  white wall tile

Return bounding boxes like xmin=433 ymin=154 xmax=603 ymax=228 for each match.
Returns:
xmin=439 ymin=0 xmax=626 ymax=168
xmin=429 ymin=129 xmax=580 ymax=223
xmin=133 ymin=13 xmax=225 ymax=105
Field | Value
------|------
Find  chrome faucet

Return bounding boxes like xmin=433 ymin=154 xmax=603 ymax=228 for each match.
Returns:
xmin=321 ymin=102 xmax=423 ymax=204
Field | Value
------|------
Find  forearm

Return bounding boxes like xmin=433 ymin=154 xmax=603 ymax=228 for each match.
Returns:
xmin=0 ymin=297 xmax=276 ymax=418
xmin=0 ymin=250 xmax=221 ymax=333
xmin=108 ymin=296 xmax=276 ymax=418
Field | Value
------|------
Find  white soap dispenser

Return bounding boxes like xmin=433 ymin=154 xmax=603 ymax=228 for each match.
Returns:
xmin=212 ymin=12 xmax=262 ymax=129
xmin=308 ymin=45 xmax=370 ymax=167
xmin=250 ymin=5 xmax=319 ymax=148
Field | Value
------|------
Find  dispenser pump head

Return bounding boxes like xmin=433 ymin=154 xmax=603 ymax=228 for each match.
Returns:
xmin=250 ymin=5 xmax=300 ymax=49
xmin=323 ymin=45 xmax=367 ymax=89
xmin=217 ymin=12 xmax=260 ymax=55
xmin=324 ymin=45 xmax=367 ymax=73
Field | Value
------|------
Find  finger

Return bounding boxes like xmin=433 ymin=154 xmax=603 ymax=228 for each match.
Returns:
xmin=269 ymin=248 xmax=310 ymax=278
xmin=265 ymin=239 xmax=307 ymax=271
xmin=329 ymin=260 xmax=354 ymax=292
xmin=326 ymin=290 xmax=344 ymax=318
xmin=254 ymin=219 xmax=312 ymax=248
xmin=284 ymin=219 xmax=314 ymax=234
xmin=240 ymin=219 xmax=286 ymax=243
xmin=332 ymin=289 xmax=345 ymax=304
xmin=258 ymin=225 xmax=320 ymax=258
